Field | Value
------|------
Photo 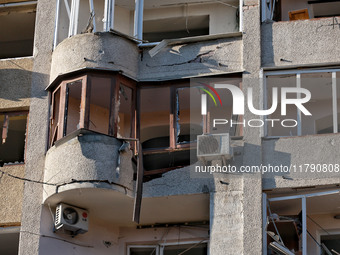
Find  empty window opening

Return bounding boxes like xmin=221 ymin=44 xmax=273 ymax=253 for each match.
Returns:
xmin=0 ymin=227 xmax=20 ymax=255
xmin=140 ymin=87 xmax=171 ymax=149
xmin=266 ymin=74 xmax=298 ymax=137
xmin=0 ymin=112 xmax=28 ymax=165
xmin=265 ymin=70 xmax=340 ymax=137
xmin=88 ymin=76 xmax=111 ymax=134
xmin=142 ymin=0 xmax=239 ymax=42
xmin=143 ymin=15 xmax=209 ymax=42
xmin=0 ymin=2 xmax=36 ymax=59
xmin=54 ymin=0 xmax=241 ymax=47
xmin=54 ymin=0 xmax=135 ymax=47
xmin=140 ymin=85 xmax=199 ymax=178
xmin=262 ymin=0 xmax=340 ymax=22
xmin=65 ymin=79 xmax=83 ymax=135
xmin=194 ymin=77 xmax=243 ymax=136
xmin=176 ymin=87 xmax=203 ymax=144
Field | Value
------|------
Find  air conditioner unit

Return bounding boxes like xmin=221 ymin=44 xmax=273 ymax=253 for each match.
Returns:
xmin=55 ymin=203 xmax=89 ymax=235
xmin=197 ymin=134 xmax=233 ymax=160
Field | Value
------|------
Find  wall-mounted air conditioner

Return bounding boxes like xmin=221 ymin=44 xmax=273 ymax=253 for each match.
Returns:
xmin=55 ymin=203 xmax=89 ymax=235
xmin=197 ymin=134 xmax=233 ymax=161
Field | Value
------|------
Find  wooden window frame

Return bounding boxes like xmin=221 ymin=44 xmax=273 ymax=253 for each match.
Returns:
xmin=139 ymin=82 xmax=205 ymax=155
xmin=48 ymin=72 xmax=137 ymax=147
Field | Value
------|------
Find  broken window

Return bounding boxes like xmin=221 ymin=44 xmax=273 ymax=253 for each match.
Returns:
xmin=0 ymin=112 xmax=28 ymax=165
xmin=262 ymin=0 xmax=340 ymax=22
xmin=176 ymin=87 xmax=203 ymax=144
xmin=54 ymin=0 xmax=136 ymax=47
xmin=65 ymin=79 xmax=83 ymax=135
xmin=140 ymin=76 xmax=242 ymax=178
xmin=266 ymin=74 xmax=298 ymax=137
xmin=263 ymin=190 xmax=340 ymax=255
xmin=0 ymin=227 xmax=20 ymax=255
xmin=88 ymin=76 xmax=111 ymax=134
xmin=142 ymin=0 xmax=241 ymax=42
xmin=0 ymin=1 xmax=36 ymax=59
xmin=48 ymin=71 xmax=136 ymax=146
xmin=54 ymin=0 xmax=241 ymax=48
xmin=194 ymin=77 xmax=243 ymax=136
xmin=140 ymin=87 xmax=171 ymax=149
xmin=265 ymin=69 xmax=340 ymax=137
xmin=140 ymin=84 xmax=199 ymax=177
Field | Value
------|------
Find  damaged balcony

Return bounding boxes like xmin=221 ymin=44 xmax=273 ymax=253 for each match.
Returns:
xmin=263 ymin=187 xmax=340 ymax=255
xmin=51 ymin=0 xmax=244 ymax=81
xmin=261 ymin=0 xmax=340 ymax=67
xmin=43 ymin=69 xmax=138 ymax=222
xmin=53 ymin=0 xmax=242 ymax=47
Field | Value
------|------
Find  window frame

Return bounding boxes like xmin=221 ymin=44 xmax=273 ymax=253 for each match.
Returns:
xmin=53 ymin=0 xmax=243 ymax=49
xmin=263 ymin=190 xmax=340 ymax=255
xmin=0 ymin=1 xmax=37 ymax=59
xmin=263 ymin=68 xmax=339 ymax=138
xmin=48 ymin=72 xmax=137 ymax=147
xmin=0 ymin=111 xmax=29 ymax=164
xmin=139 ymin=82 xmax=206 ymax=155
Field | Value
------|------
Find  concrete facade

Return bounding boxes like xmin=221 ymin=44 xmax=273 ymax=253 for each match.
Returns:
xmin=0 ymin=0 xmax=340 ymax=254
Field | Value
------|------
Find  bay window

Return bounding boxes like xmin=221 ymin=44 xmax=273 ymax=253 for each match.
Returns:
xmin=48 ymin=71 xmax=136 ymax=147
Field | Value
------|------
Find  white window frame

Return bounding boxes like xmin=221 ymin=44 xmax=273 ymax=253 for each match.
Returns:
xmin=263 ymin=190 xmax=340 ymax=255
xmin=53 ymin=0 xmax=243 ymax=48
xmin=136 ymin=0 xmax=243 ymax=46
xmin=264 ymin=68 xmax=340 ymax=138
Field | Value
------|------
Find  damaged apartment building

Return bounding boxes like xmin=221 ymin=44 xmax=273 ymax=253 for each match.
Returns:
xmin=1 ymin=0 xmax=340 ymax=254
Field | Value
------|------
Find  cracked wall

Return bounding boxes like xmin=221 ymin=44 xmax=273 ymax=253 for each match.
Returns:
xmin=139 ymin=37 xmax=243 ymax=81
xmin=50 ymin=33 xmax=139 ymax=82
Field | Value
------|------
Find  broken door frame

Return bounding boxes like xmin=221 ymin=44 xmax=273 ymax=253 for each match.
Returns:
xmin=262 ymin=190 xmax=340 ymax=255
